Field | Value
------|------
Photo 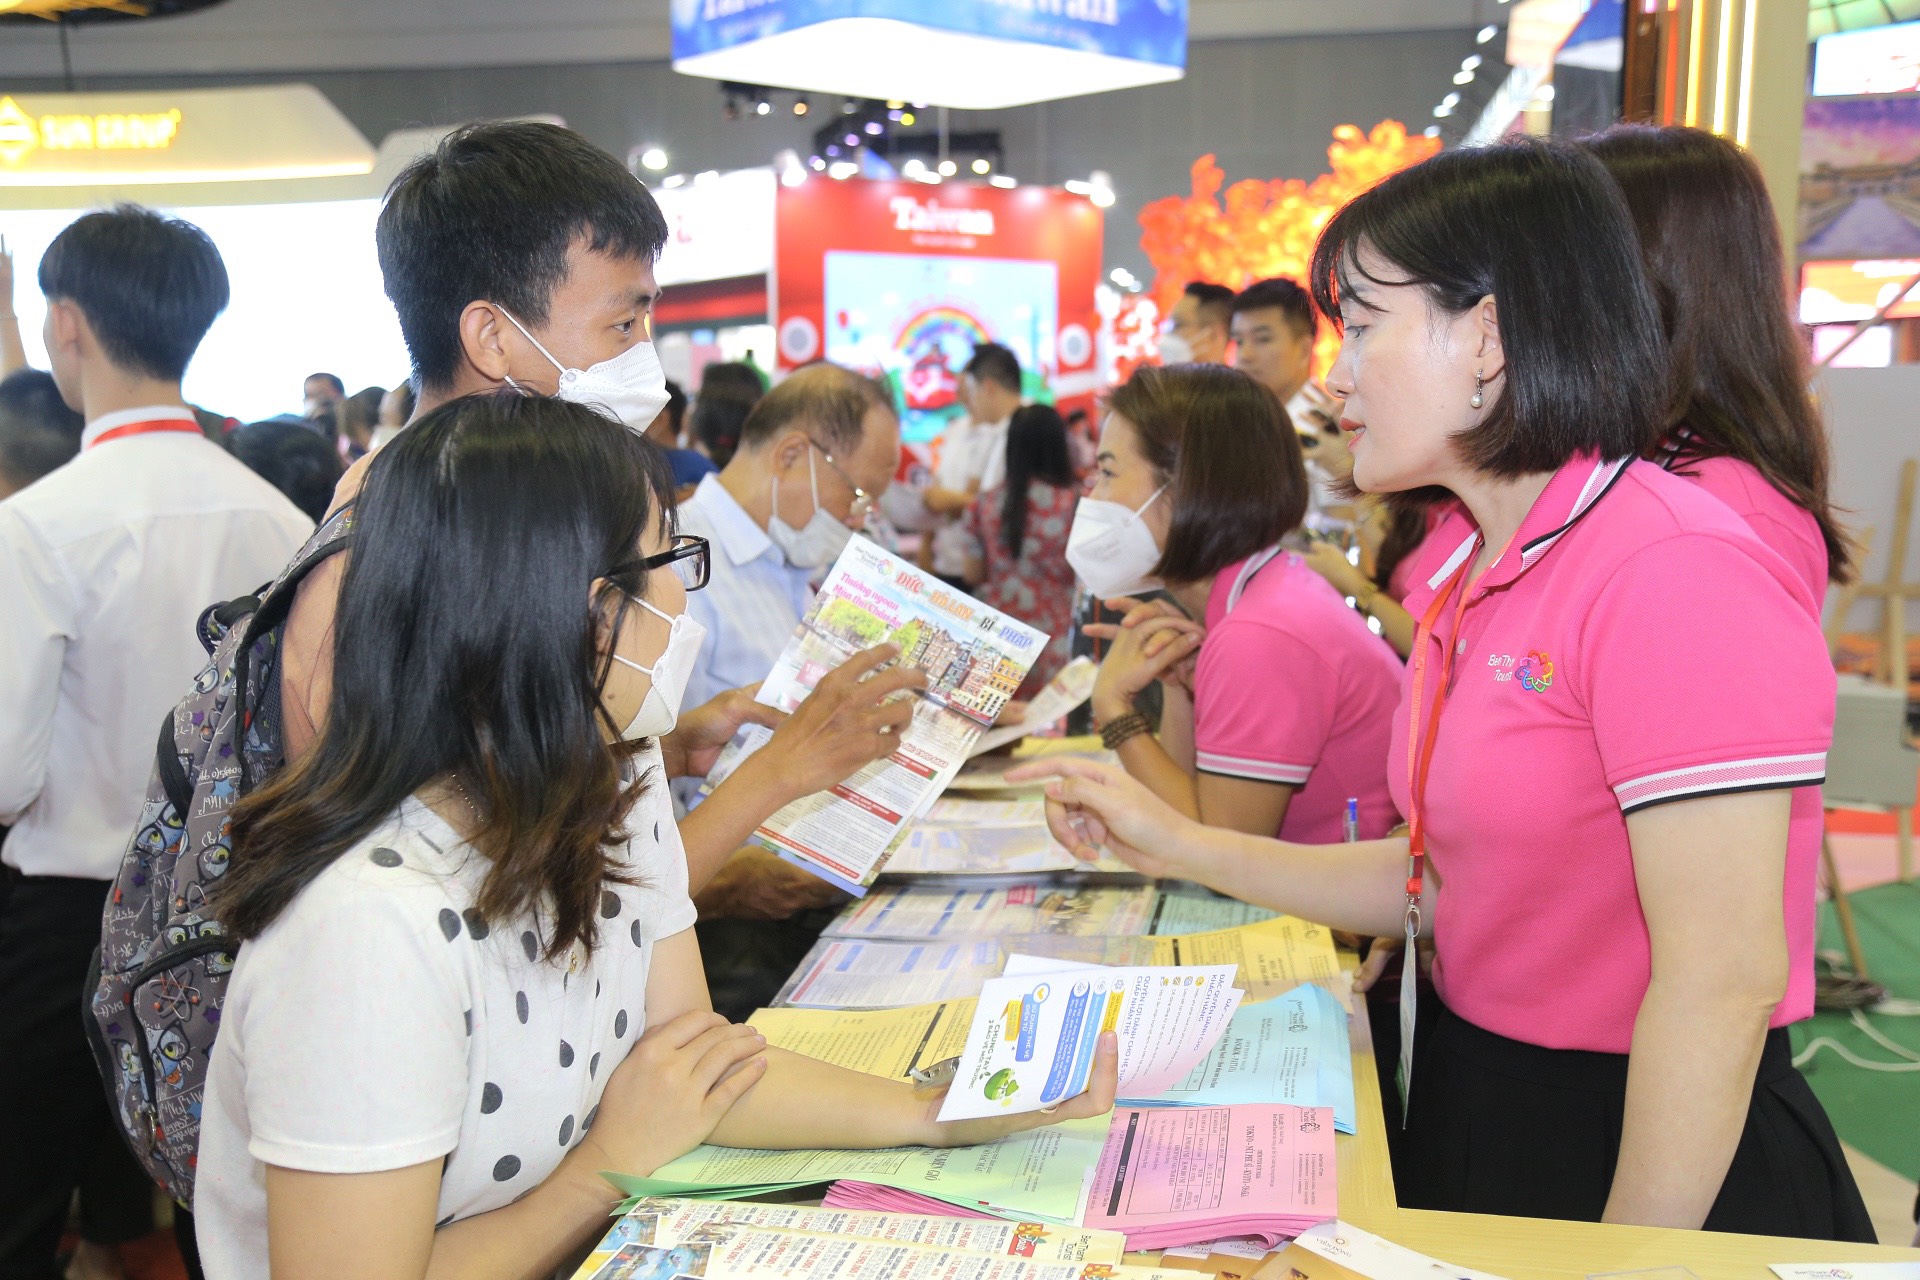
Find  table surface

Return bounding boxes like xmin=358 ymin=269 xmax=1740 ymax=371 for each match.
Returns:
xmin=1131 ymin=961 xmax=1920 ymax=1279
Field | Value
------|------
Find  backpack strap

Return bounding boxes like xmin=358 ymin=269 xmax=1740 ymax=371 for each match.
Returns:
xmin=229 ymin=504 xmax=356 ymax=791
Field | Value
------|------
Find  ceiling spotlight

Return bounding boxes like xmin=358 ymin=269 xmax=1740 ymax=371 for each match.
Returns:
xmin=900 ymin=111 xmax=916 ymax=126
xmin=809 ymin=155 xmax=826 ymax=170
xmin=970 ymin=157 xmax=991 ymax=175
xmin=1433 ymin=104 xmax=1454 ymax=117
xmin=828 ymin=160 xmax=859 ymax=180
xmin=989 ymin=174 xmax=1016 ymax=188
xmin=638 ymin=146 xmax=668 ymax=171
xmin=938 ymin=159 xmax=958 ymax=176
xmin=755 ymin=98 xmax=772 ymax=116
xmin=1088 ymin=169 xmax=1115 ymax=208
xmin=1109 ymin=268 xmax=1134 ymax=285
xmin=887 ymin=100 xmax=904 ymax=109
xmin=825 ymin=144 xmax=841 ymax=156
xmin=845 ymin=132 xmax=861 ymax=147
xmin=1064 ymin=179 xmax=1092 ymax=195
xmin=1461 ymin=54 xmax=1482 ymax=71
xmin=662 ymin=174 xmax=687 ymax=188
xmin=1477 ymin=24 xmax=1497 ymax=42
xmin=1090 ymin=188 xmax=1115 ymax=208
xmin=694 ymin=170 xmax=719 ymax=184
xmin=1424 ymin=125 xmax=1442 ymax=137
xmin=842 ymin=99 xmax=858 ymax=114
xmin=1453 ymin=70 xmax=1474 ymax=84
xmin=794 ymin=97 xmax=810 ymax=116
xmin=864 ymin=120 xmax=883 ymax=136
xmin=1442 ymin=91 xmax=1461 ymax=108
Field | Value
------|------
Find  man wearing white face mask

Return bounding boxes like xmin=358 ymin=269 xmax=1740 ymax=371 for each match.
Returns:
xmin=277 ymin=123 xmax=922 ymax=1021
xmin=675 ymin=362 xmax=904 ymax=1013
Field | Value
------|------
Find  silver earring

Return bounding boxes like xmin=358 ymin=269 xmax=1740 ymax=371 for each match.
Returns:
xmin=1470 ymin=369 xmax=1485 ymax=410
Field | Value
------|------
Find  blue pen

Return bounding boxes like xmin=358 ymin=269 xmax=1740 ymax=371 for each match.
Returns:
xmin=1344 ymin=797 xmax=1359 ymax=844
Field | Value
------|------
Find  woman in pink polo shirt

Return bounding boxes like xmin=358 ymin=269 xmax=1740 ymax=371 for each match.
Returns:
xmin=1584 ymin=123 xmax=1852 ymax=602
xmin=1067 ymin=363 xmax=1403 ymax=845
xmin=1016 ymin=141 xmax=1871 ymax=1239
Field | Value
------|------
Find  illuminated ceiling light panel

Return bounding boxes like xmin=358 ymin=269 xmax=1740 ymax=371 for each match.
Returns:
xmin=0 ymin=84 xmax=372 ymax=186
xmin=672 ymin=2 xmax=1186 ymax=110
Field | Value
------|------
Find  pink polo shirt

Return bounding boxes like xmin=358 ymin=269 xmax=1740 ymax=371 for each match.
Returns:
xmin=1390 ymin=455 xmax=1833 ymax=1053
xmin=1666 ymin=452 xmax=1829 ymax=605
xmin=1194 ymin=549 xmax=1404 ymax=844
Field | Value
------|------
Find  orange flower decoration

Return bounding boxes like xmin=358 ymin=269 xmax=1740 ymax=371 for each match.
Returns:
xmin=1136 ymin=121 xmax=1440 ymax=374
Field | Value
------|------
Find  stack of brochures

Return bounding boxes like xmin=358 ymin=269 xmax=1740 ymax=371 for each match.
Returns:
xmin=702 ymin=536 xmax=1048 ymax=895
xmin=881 ymin=794 xmax=1137 ymax=878
xmin=773 ymin=913 xmax=1345 ymax=1011
xmin=570 ymin=1197 xmax=1133 ymax=1280
xmin=1083 ymin=1103 xmax=1338 ymax=1250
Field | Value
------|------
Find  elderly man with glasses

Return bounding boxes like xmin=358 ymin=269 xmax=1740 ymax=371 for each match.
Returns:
xmin=673 ymin=361 xmax=905 ymax=1016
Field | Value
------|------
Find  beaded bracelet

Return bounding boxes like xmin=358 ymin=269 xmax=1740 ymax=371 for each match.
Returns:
xmin=1099 ymin=709 xmax=1153 ymax=751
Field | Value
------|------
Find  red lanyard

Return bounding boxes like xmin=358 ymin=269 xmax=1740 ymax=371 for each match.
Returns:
xmin=1402 ymin=535 xmax=1512 ymax=911
xmin=87 ymin=417 xmax=201 ymax=450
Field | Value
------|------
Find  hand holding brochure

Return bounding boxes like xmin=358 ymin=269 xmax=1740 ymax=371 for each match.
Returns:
xmin=936 ymin=960 xmax=1243 ymax=1122
xmin=715 ymin=535 xmax=1048 ymax=893
xmin=967 ymin=657 xmax=1098 ymax=757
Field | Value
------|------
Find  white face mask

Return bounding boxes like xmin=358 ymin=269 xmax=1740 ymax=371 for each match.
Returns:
xmin=609 ymin=593 xmax=707 ymax=740
xmin=1157 ymin=329 xmax=1194 ymax=365
xmin=498 ymin=308 xmax=670 ymax=436
xmin=767 ymin=446 xmax=856 ymax=570
xmin=1066 ymin=486 xmax=1168 ymax=600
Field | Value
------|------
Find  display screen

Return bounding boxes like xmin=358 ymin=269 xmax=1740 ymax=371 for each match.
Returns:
xmin=1812 ymin=19 xmax=1920 ymax=96
xmin=822 ymin=249 xmax=1056 ymax=442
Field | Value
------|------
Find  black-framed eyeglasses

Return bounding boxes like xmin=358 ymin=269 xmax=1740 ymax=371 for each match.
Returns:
xmin=631 ymin=534 xmax=710 ymax=591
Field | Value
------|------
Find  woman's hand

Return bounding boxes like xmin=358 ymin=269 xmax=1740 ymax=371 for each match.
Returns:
xmin=919 ymin=1032 xmax=1120 ymax=1148
xmin=573 ymin=1010 xmax=768 ymax=1177
xmin=1085 ymin=597 xmax=1205 ymax=722
xmin=1301 ymin=540 xmax=1371 ymax=601
xmin=1003 ymin=757 xmax=1207 ymax=879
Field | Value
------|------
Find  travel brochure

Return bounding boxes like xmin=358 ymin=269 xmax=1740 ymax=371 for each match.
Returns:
xmin=824 ymin=883 xmax=1160 ymax=941
xmin=1083 ymin=1104 xmax=1337 ymax=1250
xmin=935 ymin=959 xmax=1245 ymax=1122
xmin=967 ymin=656 xmax=1098 ymax=757
xmin=706 ymin=535 xmax=1047 ymax=893
xmin=773 ymin=913 xmax=1345 ymax=1012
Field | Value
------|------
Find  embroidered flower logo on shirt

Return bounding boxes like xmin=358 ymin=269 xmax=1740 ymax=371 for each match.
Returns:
xmin=1516 ymin=650 xmax=1555 ymax=693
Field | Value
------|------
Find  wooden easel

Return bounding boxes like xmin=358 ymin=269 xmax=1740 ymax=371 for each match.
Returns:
xmin=1824 ymin=457 xmax=1919 ymax=888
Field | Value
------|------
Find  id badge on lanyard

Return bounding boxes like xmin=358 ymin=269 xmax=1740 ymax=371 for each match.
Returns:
xmin=1396 ymin=536 xmax=1501 ymax=1125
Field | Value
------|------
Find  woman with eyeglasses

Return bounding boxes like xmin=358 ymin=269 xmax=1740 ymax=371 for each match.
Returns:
xmin=193 ymin=394 xmax=1116 ymax=1280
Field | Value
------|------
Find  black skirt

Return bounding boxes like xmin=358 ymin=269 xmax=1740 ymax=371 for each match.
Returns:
xmin=1398 ymin=996 xmax=1876 ymax=1241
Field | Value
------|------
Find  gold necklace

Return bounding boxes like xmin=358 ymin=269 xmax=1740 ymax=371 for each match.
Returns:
xmin=448 ymin=772 xmax=481 ymax=824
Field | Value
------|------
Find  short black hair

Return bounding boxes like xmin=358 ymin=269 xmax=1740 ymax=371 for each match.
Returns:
xmin=38 ymin=205 xmax=229 ymax=382
xmin=1231 ymin=277 xmax=1316 ymax=340
xmin=739 ymin=363 xmax=894 ymax=454
xmin=963 ymin=342 xmax=1022 ymax=395
xmin=663 ymin=378 xmax=688 ymax=433
xmin=1182 ymin=281 xmax=1236 ymax=328
xmin=0 ymin=369 xmax=85 ymax=490
xmin=230 ymin=419 xmax=345 ymax=523
xmin=376 ymin=121 xmax=670 ymax=391
xmin=1310 ymin=139 xmax=1665 ymax=478
xmin=305 ymin=372 xmax=345 ymax=396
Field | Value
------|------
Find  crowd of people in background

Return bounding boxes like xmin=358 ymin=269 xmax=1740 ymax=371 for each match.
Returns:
xmin=0 ymin=110 xmax=1887 ymax=1280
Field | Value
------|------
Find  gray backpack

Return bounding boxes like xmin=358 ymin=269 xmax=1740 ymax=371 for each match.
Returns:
xmin=86 ymin=507 xmax=352 ymax=1208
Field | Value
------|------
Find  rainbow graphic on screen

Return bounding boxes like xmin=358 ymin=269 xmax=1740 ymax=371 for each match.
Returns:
xmin=896 ymin=305 xmax=992 ymax=417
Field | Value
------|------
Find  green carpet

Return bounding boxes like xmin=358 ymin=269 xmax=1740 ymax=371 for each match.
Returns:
xmin=1790 ymin=880 xmax=1920 ymax=1181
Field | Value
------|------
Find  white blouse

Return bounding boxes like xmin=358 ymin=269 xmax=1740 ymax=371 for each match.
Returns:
xmin=196 ymin=749 xmax=697 ymax=1280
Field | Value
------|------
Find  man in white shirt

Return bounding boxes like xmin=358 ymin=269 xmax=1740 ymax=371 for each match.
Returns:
xmin=1230 ymin=277 xmax=1350 ymax=530
xmin=923 ymin=342 xmax=1022 ymax=583
xmin=677 ymin=362 xmax=905 ymax=1014
xmin=0 ymin=206 xmax=313 ymax=1278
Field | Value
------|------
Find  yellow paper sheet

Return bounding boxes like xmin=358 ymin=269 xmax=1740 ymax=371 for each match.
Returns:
xmin=1144 ymin=916 xmax=1343 ymax=1006
xmin=749 ymin=1000 xmax=978 ymax=1082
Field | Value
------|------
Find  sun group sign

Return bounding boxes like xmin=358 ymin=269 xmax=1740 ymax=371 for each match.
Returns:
xmin=0 ymin=85 xmax=372 ymax=186
xmin=671 ymin=0 xmax=1186 ymax=109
